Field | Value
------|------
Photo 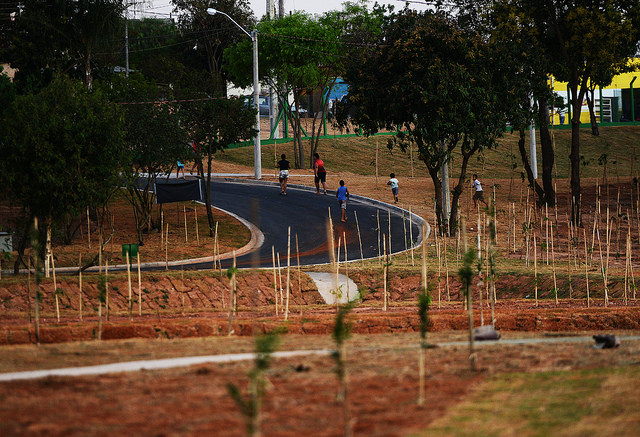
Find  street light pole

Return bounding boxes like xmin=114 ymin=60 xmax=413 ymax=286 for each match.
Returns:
xmin=207 ymin=8 xmax=261 ymax=179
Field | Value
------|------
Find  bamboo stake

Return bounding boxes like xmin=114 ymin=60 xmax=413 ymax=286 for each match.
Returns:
xmin=285 ymin=227 xmax=291 ymax=320
xmin=343 ymin=232 xmax=349 ymax=302
xmin=161 ymin=211 xmax=164 ymax=247
xmin=605 ymin=208 xmax=611 ymax=306
xmin=27 ymin=255 xmax=32 ymax=325
xmin=296 ymin=235 xmax=302 ymax=315
xmin=551 ymin=218 xmax=558 ymax=305
xmin=377 ymin=210 xmax=381 ymax=263
xmin=45 ymin=225 xmax=51 ymax=278
xmin=137 ymin=252 xmax=142 ymax=316
xmin=354 ymin=210 xmax=364 ymax=266
xmin=78 ymin=253 xmax=83 ymax=322
xmin=194 ymin=204 xmax=199 ymax=245
xmin=228 ymin=251 xmax=236 ymax=335
xmin=51 ymin=253 xmax=60 ymax=323
xmin=105 ymin=260 xmax=109 ymax=321
xmin=375 ymin=140 xmax=379 ymax=188
xmin=624 ymin=228 xmax=630 ymax=305
xmin=383 ymin=234 xmax=388 ymax=311
xmin=181 ymin=267 xmax=185 ymax=313
xmin=388 ymin=209 xmax=392 ymax=256
xmin=444 ymin=235 xmax=450 ymax=301
xmin=512 ymin=202 xmax=516 ymax=253
xmin=534 ymin=231 xmax=538 ymax=307
xmin=87 ymin=206 xmax=91 ymax=249
xmin=436 ymin=232 xmax=441 ymax=309
xmin=165 ymin=223 xmax=169 ymax=270
xmin=403 ymin=210 xmax=409 ymax=263
xmin=326 ymin=217 xmax=337 ymax=309
xmin=183 ymin=205 xmax=188 ymax=243
xmin=126 ymin=251 xmax=133 ymax=320
xmin=409 ymin=207 xmax=415 ymax=266
xmin=582 ymin=228 xmax=590 ymax=307
xmin=272 ymin=246 xmax=278 ymax=315
xmin=545 ymin=204 xmax=549 ymax=265
xmin=277 ymin=252 xmax=283 ymax=314
xmin=422 ymin=222 xmax=428 ymax=294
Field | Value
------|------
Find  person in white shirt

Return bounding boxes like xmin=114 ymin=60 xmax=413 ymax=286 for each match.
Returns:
xmin=471 ymin=174 xmax=488 ymax=208
xmin=387 ymin=173 xmax=399 ymax=204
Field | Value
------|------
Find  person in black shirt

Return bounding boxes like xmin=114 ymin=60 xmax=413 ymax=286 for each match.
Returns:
xmin=277 ymin=153 xmax=290 ymax=195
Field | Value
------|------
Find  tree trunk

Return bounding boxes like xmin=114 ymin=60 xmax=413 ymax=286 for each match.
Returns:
xmin=538 ymin=103 xmax=556 ymax=206
xmin=449 ymin=138 xmax=478 ymax=236
xmin=205 ymin=146 xmax=215 ymax=237
xmin=586 ymin=90 xmax=600 ymax=136
xmin=570 ymin=84 xmax=585 ymax=226
xmin=518 ymin=128 xmax=545 ymax=203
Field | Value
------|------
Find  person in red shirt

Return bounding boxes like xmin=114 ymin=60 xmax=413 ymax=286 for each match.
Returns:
xmin=313 ymin=153 xmax=327 ymax=194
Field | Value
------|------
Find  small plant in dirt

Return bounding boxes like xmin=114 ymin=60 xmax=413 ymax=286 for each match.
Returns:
xmin=227 ymin=330 xmax=281 ymax=437
xmin=458 ymin=246 xmax=477 ymax=371
xmin=417 ymin=284 xmax=434 ymax=406
xmin=332 ymin=303 xmax=354 ymax=436
xmin=97 ymin=274 xmax=107 ymax=340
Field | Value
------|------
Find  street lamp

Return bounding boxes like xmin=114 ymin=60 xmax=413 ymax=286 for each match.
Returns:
xmin=207 ymin=8 xmax=261 ymax=180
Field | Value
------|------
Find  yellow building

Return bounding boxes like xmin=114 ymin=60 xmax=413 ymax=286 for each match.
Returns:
xmin=550 ymin=58 xmax=640 ymax=125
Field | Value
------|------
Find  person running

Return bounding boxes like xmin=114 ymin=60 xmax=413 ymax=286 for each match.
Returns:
xmin=176 ymin=160 xmax=185 ymax=179
xmin=336 ymin=179 xmax=350 ymax=222
xmin=471 ymin=174 xmax=488 ymax=208
xmin=313 ymin=153 xmax=327 ymax=194
xmin=277 ymin=153 xmax=290 ymax=195
xmin=387 ymin=173 xmax=399 ymax=203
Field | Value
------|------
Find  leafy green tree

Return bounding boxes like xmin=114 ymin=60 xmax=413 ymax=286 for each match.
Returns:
xmin=513 ymin=0 xmax=640 ymax=224
xmin=103 ymin=73 xmax=188 ymax=245
xmin=339 ymin=9 xmax=510 ymax=235
xmin=6 ymin=0 xmax=126 ymax=91
xmin=224 ymin=12 xmax=342 ymax=168
xmin=0 ymin=75 xmax=125 ymax=267
xmin=179 ymin=96 xmax=256 ymax=235
xmin=171 ymin=0 xmax=255 ymax=96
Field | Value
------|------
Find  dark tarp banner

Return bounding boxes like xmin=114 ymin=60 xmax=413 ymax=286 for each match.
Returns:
xmin=155 ymin=180 xmax=203 ymax=204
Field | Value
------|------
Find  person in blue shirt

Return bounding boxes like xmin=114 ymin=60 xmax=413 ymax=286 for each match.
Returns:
xmin=336 ymin=180 xmax=350 ymax=222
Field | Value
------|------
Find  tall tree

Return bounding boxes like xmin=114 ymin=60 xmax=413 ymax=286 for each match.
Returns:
xmin=104 ymin=74 xmax=188 ymax=245
xmin=5 ymin=0 xmax=126 ymax=91
xmin=171 ymin=0 xmax=255 ymax=96
xmin=338 ymin=9 xmax=510 ymax=235
xmin=0 ymin=75 xmax=125 ymax=268
xmin=520 ymin=0 xmax=640 ymax=224
xmin=179 ymin=97 xmax=256 ymax=235
xmin=224 ymin=12 xmax=342 ymax=169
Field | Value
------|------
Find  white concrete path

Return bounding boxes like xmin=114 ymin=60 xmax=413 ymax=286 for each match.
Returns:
xmin=306 ymin=272 xmax=359 ymax=304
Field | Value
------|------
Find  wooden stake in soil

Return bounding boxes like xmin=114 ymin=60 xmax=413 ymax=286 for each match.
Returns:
xmin=343 ymin=232 xmax=349 ymax=301
xmin=409 ymin=207 xmax=415 ymax=266
xmin=551 ymin=218 xmax=558 ymax=305
xmin=126 ymin=251 xmax=133 ymax=320
xmin=272 ymin=245 xmax=278 ymax=315
xmin=296 ymin=234 xmax=302 ymax=314
xmin=354 ymin=210 xmax=364 ymax=266
xmin=584 ymin=228 xmax=590 ymax=308
xmin=285 ymin=227 xmax=291 ymax=321
xmin=161 ymin=211 xmax=164 ymax=248
xmin=137 ymin=252 xmax=142 ymax=316
xmin=51 ymin=253 xmax=60 ymax=323
xmin=183 ymin=205 xmax=188 ymax=244
xmin=421 ymin=222 xmax=428 ymax=294
xmin=228 ymin=251 xmax=237 ymax=336
xmin=534 ymin=231 xmax=538 ymax=307
xmin=194 ymin=204 xmax=200 ymax=245
xmin=375 ymin=139 xmax=379 ymax=188
xmin=377 ymin=210 xmax=381 ymax=262
xmin=165 ymin=222 xmax=169 ymax=270
xmin=87 ymin=206 xmax=91 ymax=249
xmin=105 ymin=260 xmax=110 ymax=321
xmin=326 ymin=218 xmax=338 ymax=309
xmin=78 ymin=253 xmax=83 ymax=322
xmin=277 ymin=252 xmax=283 ymax=313
xmin=383 ymin=234 xmax=388 ymax=311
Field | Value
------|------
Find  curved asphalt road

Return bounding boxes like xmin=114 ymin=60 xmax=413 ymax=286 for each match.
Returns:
xmin=168 ymin=178 xmax=425 ymax=270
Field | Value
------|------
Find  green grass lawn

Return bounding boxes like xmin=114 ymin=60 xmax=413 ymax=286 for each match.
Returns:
xmin=218 ymin=125 xmax=640 ymax=180
xmin=420 ymin=365 xmax=640 ymax=437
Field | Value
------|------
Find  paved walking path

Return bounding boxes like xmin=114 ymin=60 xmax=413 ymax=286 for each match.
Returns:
xmin=2 ymin=336 xmax=637 ymax=382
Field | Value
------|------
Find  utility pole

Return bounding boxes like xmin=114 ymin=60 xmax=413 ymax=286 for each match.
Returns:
xmin=267 ymin=0 xmax=279 ymax=139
